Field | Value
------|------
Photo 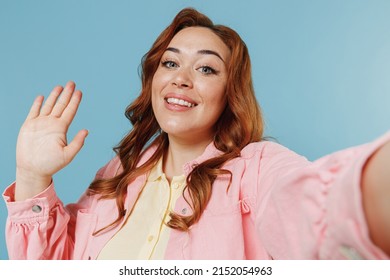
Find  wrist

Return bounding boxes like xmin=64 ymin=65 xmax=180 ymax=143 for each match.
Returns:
xmin=15 ymin=167 xmax=52 ymax=201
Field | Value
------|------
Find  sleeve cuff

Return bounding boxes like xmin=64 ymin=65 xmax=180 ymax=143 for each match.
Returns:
xmin=2 ymin=181 xmax=62 ymax=224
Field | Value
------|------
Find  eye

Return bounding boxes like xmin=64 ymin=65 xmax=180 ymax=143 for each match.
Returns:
xmin=198 ymin=66 xmax=218 ymax=75
xmin=161 ymin=60 xmax=178 ymax=69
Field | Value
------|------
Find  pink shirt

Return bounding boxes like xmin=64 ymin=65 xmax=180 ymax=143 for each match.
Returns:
xmin=3 ymin=132 xmax=390 ymax=259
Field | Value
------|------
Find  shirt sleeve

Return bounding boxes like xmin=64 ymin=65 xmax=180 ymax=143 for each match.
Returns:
xmin=2 ymin=158 xmax=114 ymax=260
xmin=256 ymin=131 xmax=390 ymax=259
xmin=3 ymin=182 xmax=75 ymax=259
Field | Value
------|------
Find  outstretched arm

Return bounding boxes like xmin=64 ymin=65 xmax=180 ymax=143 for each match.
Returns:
xmin=362 ymin=141 xmax=390 ymax=256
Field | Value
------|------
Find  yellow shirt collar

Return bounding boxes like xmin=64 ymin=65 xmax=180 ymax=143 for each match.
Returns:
xmin=147 ymin=157 xmax=164 ymax=182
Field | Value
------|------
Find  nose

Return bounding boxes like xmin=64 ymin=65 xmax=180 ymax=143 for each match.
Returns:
xmin=172 ymin=67 xmax=193 ymax=89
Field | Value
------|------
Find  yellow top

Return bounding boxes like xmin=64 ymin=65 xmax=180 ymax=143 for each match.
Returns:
xmin=97 ymin=158 xmax=186 ymax=260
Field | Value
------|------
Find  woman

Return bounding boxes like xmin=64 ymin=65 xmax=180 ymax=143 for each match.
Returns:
xmin=3 ymin=8 xmax=390 ymax=259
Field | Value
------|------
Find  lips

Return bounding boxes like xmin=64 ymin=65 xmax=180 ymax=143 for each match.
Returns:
xmin=165 ymin=97 xmax=196 ymax=108
xmin=164 ymin=93 xmax=198 ymax=109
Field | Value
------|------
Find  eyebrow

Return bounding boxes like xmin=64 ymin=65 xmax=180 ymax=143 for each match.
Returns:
xmin=165 ymin=47 xmax=225 ymax=62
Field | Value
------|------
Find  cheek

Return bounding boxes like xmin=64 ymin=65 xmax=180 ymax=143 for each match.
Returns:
xmin=151 ymin=72 xmax=159 ymax=93
xmin=152 ymin=69 xmax=172 ymax=89
xmin=203 ymin=88 xmax=227 ymax=121
xmin=215 ymin=87 xmax=228 ymax=116
xmin=151 ymin=72 xmax=164 ymax=105
xmin=208 ymin=84 xmax=227 ymax=107
xmin=151 ymin=82 xmax=157 ymax=108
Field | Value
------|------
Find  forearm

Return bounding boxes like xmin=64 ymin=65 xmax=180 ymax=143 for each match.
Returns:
xmin=362 ymin=141 xmax=390 ymax=256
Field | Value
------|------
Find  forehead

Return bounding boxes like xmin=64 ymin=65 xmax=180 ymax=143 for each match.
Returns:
xmin=167 ymin=27 xmax=230 ymax=61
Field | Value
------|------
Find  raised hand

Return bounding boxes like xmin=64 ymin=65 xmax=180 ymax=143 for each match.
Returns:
xmin=15 ymin=81 xmax=88 ymax=201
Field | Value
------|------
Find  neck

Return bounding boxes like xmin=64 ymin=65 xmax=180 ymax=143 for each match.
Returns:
xmin=163 ymin=134 xmax=212 ymax=182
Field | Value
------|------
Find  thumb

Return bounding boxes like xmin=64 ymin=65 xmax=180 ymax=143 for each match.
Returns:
xmin=63 ymin=129 xmax=89 ymax=164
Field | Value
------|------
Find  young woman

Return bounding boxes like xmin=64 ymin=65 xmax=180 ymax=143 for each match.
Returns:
xmin=4 ymin=8 xmax=390 ymax=260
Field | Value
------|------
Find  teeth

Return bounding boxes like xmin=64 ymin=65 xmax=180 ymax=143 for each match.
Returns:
xmin=166 ymin=97 xmax=196 ymax=108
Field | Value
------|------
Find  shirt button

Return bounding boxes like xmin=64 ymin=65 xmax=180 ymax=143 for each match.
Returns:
xmin=148 ymin=235 xmax=154 ymax=242
xmin=181 ymin=208 xmax=187 ymax=214
xmin=32 ymin=205 xmax=42 ymax=213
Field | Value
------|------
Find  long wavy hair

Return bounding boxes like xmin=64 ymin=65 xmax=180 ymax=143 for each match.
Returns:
xmin=88 ymin=7 xmax=264 ymax=234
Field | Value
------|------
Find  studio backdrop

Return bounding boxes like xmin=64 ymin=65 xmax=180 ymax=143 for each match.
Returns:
xmin=1 ymin=0 xmax=389 ymax=260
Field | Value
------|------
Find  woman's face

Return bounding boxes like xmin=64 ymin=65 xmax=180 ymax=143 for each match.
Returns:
xmin=151 ymin=26 xmax=230 ymax=144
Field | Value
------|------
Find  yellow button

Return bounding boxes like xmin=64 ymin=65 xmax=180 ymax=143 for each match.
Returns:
xmin=148 ymin=235 xmax=154 ymax=242
xmin=173 ymin=182 xmax=183 ymax=189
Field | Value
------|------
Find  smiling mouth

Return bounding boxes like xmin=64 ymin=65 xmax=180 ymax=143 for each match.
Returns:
xmin=165 ymin=97 xmax=197 ymax=108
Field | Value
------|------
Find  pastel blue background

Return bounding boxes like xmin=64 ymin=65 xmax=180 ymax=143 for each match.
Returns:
xmin=0 ymin=0 xmax=389 ymax=260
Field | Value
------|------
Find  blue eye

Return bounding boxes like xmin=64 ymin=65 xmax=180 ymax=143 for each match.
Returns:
xmin=198 ymin=66 xmax=217 ymax=75
xmin=162 ymin=60 xmax=178 ymax=68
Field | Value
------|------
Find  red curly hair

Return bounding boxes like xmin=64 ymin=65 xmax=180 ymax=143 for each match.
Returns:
xmin=88 ymin=7 xmax=264 ymax=234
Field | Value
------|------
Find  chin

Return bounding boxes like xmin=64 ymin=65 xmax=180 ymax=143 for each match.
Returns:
xmin=161 ymin=128 xmax=191 ymax=137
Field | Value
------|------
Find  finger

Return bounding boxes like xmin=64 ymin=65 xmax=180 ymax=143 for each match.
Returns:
xmin=61 ymin=90 xmax=82 ymax=126
xmin=40 ymin=85 xmax=63 ymax=116
xmin=63 ymin=129 xmax=89 ymax=165
xmin=51 ymin=81 xmax=76 ymax=117
xmin=26 ymin=95 xmax=44 ymax=120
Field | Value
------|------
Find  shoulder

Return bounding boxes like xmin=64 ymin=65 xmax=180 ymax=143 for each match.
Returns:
xmin=218 ymin=140 xmax=309 ymax=174
xmin=240 ymin=140 xmax=306 ymax=161
xmin=231 ymin=141 xmax=310 ymax=176
xmin=95 ymin=145 xmax=158 ymax=179
xmin=95 ymin=156 xmax=122 ymax=179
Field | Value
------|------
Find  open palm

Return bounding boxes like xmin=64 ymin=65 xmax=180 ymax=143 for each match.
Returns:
xmin=16 ymin=81 xmax=88 ymax=199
